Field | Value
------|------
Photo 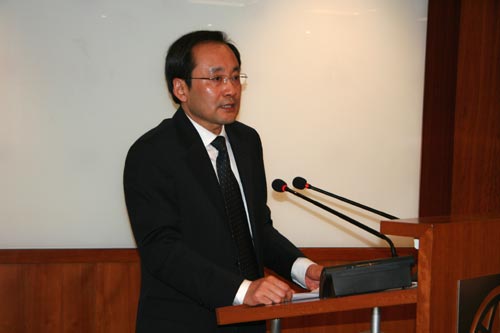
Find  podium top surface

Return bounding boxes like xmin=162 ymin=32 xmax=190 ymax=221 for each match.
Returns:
xmin=380 ymin=215 xmax=500 ymax=238
xmin=216 ymin=287 xmax=417 ymax=325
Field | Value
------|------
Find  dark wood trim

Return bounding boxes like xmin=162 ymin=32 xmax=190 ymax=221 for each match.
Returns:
xmin=0 ymin=248 xmax=139 ymax=264
xmin=0 ymin=247 xmax=416 ymax=264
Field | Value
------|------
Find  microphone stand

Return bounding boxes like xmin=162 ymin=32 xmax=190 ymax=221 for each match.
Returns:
xmin=293 ymin=176 xmax=398 ymax=220
xmin=272 ymin=179 xmax=414 ymax=333
xmin=277 ymin=182 xmax=398 ymax=257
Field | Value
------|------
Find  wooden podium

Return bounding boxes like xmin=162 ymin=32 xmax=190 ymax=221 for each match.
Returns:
xmin=216 ymin=216 xmax=500 ymax=333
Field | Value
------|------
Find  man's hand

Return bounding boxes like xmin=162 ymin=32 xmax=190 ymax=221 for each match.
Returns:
xmin=305 ymin=264 xmax=323 ymax=290
xmin=243 ymin=276 xmax=294 ymax=306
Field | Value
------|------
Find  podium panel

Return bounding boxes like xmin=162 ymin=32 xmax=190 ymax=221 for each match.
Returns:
xmin=381 ymin=216 xmax=500 ymax=333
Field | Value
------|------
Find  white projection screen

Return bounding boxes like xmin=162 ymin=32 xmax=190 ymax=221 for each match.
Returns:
xmin=0 ymin=0 xmax=428 ymax=248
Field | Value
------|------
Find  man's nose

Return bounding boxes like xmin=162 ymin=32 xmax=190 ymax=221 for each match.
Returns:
xmin=221 ymin=78 xmax=239 ymax=94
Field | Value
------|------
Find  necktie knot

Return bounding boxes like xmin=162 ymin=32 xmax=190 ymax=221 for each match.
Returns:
xmin=211 ymin=136 xmax=227 ymax=153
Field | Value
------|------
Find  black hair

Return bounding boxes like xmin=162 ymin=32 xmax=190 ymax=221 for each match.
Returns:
xmin=164 ymin=30 xmax=241 ymax=104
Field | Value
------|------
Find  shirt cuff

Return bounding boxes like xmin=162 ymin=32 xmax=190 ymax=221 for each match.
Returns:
xmin=291 ymin=257 xmax=316 ymax=289
xmin=233 ymin=279 xmax=252 ymax=305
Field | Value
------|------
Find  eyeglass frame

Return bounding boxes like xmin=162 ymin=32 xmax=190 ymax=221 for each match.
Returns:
xmin=188 ymin=73 xmax=248 ymax=86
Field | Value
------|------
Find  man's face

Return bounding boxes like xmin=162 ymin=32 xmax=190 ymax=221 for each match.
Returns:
xmin=175 ymin=42 xmax=242 ymax=135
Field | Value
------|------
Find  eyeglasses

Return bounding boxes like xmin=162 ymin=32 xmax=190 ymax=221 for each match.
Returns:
xmin=189 ymin=74 xmax=248 ymax=86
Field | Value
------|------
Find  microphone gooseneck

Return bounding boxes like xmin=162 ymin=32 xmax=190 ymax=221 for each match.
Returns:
xmin=292 ymin=176 xmax=398 ymax=220
xmin=273 ymin=178 xmax=398 ymax=257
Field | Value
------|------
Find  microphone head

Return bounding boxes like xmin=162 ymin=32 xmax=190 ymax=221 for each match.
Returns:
xmin=293 ymin=176 xmax=308 ymax=189
xmin=271 ymin=179 xmax=288 ymax=192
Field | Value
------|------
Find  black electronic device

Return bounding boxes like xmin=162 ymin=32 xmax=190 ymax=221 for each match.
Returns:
xmin=319 ymin=255 xmax=414 ymax=298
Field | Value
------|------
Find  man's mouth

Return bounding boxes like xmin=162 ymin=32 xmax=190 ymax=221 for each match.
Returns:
xmin=220 ymin=102 xmax=237 ymax=110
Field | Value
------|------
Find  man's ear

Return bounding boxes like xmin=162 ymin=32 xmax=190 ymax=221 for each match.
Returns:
xmin=172 ymin=78 xmax=188 ymax=103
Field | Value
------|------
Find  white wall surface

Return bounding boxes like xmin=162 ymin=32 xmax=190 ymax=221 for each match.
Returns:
xmin=0 ymin=0 xmax=428 ymax=249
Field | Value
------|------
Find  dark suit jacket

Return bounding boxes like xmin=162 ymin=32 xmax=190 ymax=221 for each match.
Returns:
xmin=124 ymin=109 xmax=304 ymax=333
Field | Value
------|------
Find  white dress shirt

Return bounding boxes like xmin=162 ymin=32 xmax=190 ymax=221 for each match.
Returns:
xmin=186 ymin=115 xmax=314 ymax=304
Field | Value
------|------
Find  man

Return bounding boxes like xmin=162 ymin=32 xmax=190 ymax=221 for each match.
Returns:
xmin=124 ymin=30 xmax=322 ymax=333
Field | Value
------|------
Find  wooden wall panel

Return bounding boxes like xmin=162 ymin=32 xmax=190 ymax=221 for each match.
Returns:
xmin=0 ymin=248 xmax=416 ymax=333
xmin=420 ymin=0 xmax=500 ymax=216
xmin=452 ymin=0 xmax=500 ymax=215
xmin=0 ymin=250 xmax=140 ymax=333
xmin=419 ymin=0 xmax=461 ymax=217
xmin=96 ymin=263 xmax=140 ymax=332
xmin=0 ymin=265 xmax=23 ymax=332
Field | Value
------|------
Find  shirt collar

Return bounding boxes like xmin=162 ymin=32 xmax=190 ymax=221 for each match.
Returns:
xmin=185 ymin=113 xmax=227 ymax=148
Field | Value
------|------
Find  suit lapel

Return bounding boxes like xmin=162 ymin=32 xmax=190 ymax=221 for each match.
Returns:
xmin=173 ymin=110 xmax=226 ymax=219
xmin=226 ymin=126 xmax=258 ymax=238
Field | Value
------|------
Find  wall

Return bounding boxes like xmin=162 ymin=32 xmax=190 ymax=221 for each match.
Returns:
xmin=0 ymin=0 xmax=428 ymax=248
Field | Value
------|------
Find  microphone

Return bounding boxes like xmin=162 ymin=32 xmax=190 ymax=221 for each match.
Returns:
xmin=292 ymin=176 xmax=398 ymax=220
xmin=272 ymin=178 xmax=414 ymax=298
xmin=272 ymin=179 xmax=397 ymax=257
